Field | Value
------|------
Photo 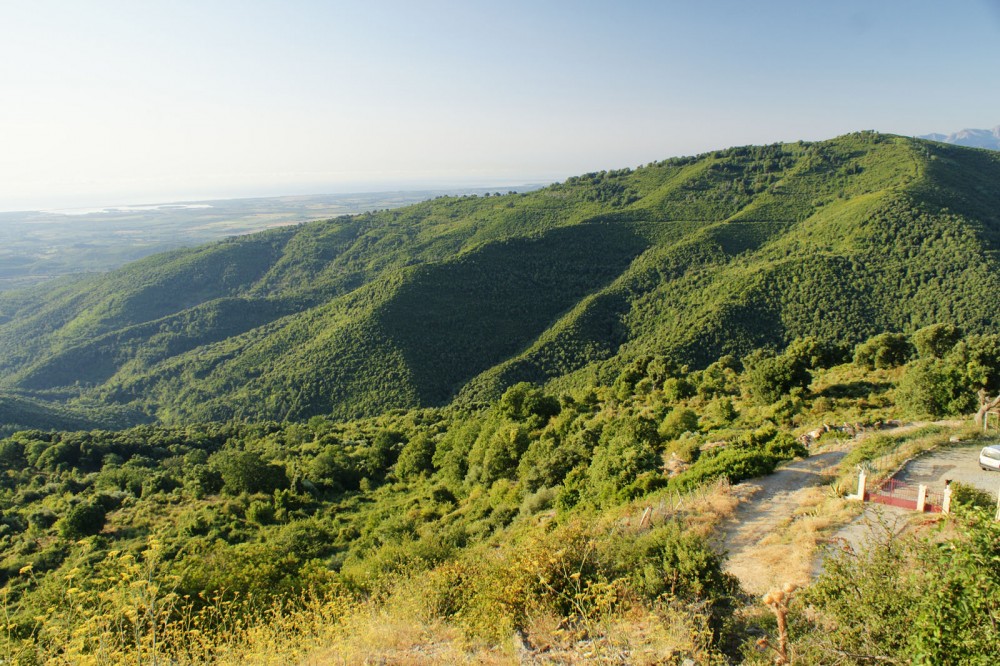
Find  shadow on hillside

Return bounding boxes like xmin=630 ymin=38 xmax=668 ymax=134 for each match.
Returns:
xmin=377 ymin=222 xmax=649 ymax=405
xmin=817 ymin=380 xmax=890 ymax=399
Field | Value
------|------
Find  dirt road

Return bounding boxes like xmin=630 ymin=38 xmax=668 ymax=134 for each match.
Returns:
xmin=894 ymin=443 xmax=1000 ymax=495
xmin=717 ymin=447 xmax=849 ymax=596
xmin=827 ymin=442 xmax=1000 ymax=559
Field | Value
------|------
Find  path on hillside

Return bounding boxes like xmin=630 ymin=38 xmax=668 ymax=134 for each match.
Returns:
xmin=716 ymin=447 xmax=850 ymax=596
xmin=716 ymin=421 xmax=966 ymax=596
xmin=826 ymin=440 xmax=1000 ymax=560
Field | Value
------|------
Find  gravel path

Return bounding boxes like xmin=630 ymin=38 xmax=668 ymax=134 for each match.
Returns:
xmin=894 ymin=443 xmax=1000 ymax=495
xmin=717 ymin=422 xmax=977 ymax=595
xmin=718 ymin=447 xmax=849 ymax=595
xmin=826 ymin=442 xmax=1000 ymax=560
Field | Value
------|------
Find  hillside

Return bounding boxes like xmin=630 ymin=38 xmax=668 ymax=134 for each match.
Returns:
xmin=3 ymin=132 xmax=1000 ymax=426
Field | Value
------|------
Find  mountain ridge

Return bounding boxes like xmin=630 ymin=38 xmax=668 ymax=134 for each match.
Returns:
xmin=918 ymin=124 xmax=1000 ymax=150
xmin=3 ymin=131 xmax=1000 ymax=428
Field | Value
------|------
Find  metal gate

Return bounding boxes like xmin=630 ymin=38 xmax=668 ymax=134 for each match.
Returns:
xmin=867 ymin=477 xmax=942 ymax=513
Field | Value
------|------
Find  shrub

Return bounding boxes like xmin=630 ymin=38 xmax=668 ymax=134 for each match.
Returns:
xmin=395 ymin=433 xmax=436 ymax=480
xmin=660 ymin=408 xmax=699 ymax=441
xmin=586 ymin=434 xmax=660 ymax=506
xmin=465 ymin=419 xmax=529 ymax=486
xmin=896 ymin=357 xmax=974 ymax=417
xmin=745 ymin=352 xmax=811 ymax=405
xmin=246 ymin=499 xmax=275 ymax=525
xmin=854 ymin=332 xmax=913 ymax=370
xmin=498 ymin=382 xmax=560 ymax=423
xmin=797 ymin=508 xmax=1000 ymax=664
xmin=911 ymin=323 xmax=962 ymax=359
xmin=59 ymin=501 xmax=106 ymax=538
xmin=609 ymin=522 xmax=739 ymax=631
xmin=949 ymin=481 xmax=994 ymax=511
xmin=212 ymin=450 xmax=289 ymax=495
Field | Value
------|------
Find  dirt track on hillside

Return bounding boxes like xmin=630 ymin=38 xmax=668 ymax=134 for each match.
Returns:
xmin=717 ymin=421 xmax=968 ymax=596
xmin=716 ymin=447 xmax=850 ymax=596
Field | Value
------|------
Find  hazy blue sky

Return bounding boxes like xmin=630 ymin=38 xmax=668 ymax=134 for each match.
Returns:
xmin=2 ymin=0 xmax=999 ymax=210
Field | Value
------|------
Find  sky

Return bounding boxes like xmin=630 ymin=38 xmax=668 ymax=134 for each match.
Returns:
xmin=1 ymin=0 xmax=999 ymax=211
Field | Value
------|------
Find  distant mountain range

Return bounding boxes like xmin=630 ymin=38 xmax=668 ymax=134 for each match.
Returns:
xmin=919 ymin=125 xmax=1000 ymax=150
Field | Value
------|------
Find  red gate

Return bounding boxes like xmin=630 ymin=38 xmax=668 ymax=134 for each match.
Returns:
xmin=866 ymin=477 xmax=942 ymax=513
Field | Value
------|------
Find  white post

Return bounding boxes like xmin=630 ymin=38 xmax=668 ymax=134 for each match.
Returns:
xmin=850 ymin=469 xmax=867 ymax=501
xmin=916 ymin=484 xmax=928 ymax=512
xmin=995 ymin=486 xmax=1000 ymax=522
xmin=638 ymin=506 xmax=652 ymax=529
xmin=942 ymin=484 xmax=952 ymax=515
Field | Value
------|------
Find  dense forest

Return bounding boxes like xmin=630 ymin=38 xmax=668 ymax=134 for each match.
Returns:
xmin=2 ymin=328 xmax=999 ymax=662
xmin=2 ymin=134 xmax=1000 ymax=663
xmin=3 ymin=133 xmax=1000 ymax=429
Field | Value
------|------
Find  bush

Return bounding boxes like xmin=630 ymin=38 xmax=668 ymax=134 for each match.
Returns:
xmin=246 ymin=499 xmax=275 ymax=525
xmin=609 ymin=522 xmax=739 ymax=631
xmin=797 ymin=508 xmax=1000 ymax=664
xmin=896 ymin=357 xmax=974 ymax=417
xmin=59 ymin=501 xmax=106 ymax=538
xmin=660 ymin=408 xmax=699 ymax=441
xmin=949 ymin=481 xmax=994 ymax=511
xmin=854 ymin=332 xmax=913 ymax=370
xmin=395 ymin=433 xmax=436 ymax=480
xmin=587 ymin=435 xmax=661 ymax=506
xmin=212 ymin=450 xmax=289 ymax=495
xmin=745 ymin=352 xmax=811 ymax=405
xmin=911 ymin=323 xmax=962 ymax=359
xmin=498 ymin=382 xmax=560 ymax=423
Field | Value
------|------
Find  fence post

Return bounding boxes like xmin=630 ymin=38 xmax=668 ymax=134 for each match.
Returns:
xmin=849 ymin=469 xmax=867 ymax=501
xmin=995 ymin=486 xmax=1000 ymax=522
xmin=916 ymin=484 xmax=928 ymax=512
xmin=638 ymin=506 xmax=652 ymax=529
xmin=942 ymin=484 xmax=952 ymax=515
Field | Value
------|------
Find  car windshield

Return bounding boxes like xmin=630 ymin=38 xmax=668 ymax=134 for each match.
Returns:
xmin=983 ymin=448 xmax=1000 ymax=461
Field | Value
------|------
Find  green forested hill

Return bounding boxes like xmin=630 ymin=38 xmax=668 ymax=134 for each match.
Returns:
xmin=2 ymin=132 xmax=1000 ymax=425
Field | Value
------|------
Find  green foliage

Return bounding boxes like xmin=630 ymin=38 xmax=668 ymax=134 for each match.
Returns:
xmin=659 ymin=407 xmax=699 ymax=440
xmin=211 ymin=450 xmax=288 ymax=495
xmin=610 ymin=522 xmax=739 ymax=627
xmin=394 ymin=432 xmax=435 ymax=480
xmin=3 ymin=131 xmax=1000 ymax=658
xmin=911 ymin=323 xmax=963 ymax=359
xmin=497 ymin=382 xmax=560 ymax=424
xmin=854 ymin=332 xmax=913 ymax=370
xmin=948 ymin=482 xmax=995 ymax=511
xmin=586 ymin=434 xmax=662 ymax=507
xmin=4 ymin=135 xmax=1000 ymax=426
xmin=896 ymin=357 xmax=975 ymax=417
xmin=59 ymin=501 xmax=106 ymax=539
xmin=743 ymin=347 xmax=812 ymax=405
xmin=797 ymin=509 xmax=1000 ymax=664
xmin=465 ymin=417 xmax=530 ymax=486
xmin=669 ymin=426 xmax=805 ymax=492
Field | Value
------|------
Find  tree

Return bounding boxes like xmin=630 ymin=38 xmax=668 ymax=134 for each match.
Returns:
xmin=659 ymin=408 xmax=699 ymax=441
xmin=498 ymin=383 xmax=560 ymax=423
xmin=853 ymin=333 xmax=913 ymax=370
xmin=395 ymin=433 xmax=436 ymax=480
xmin=896 ymin=357 xmax=973 ymax=417
xmin=745 ymin=353 xmax=811 ymax=405
xmin=911 ymin=323 xmax=962 ymax=359
xmin=212 ymin=450 xmax=288 ymax=495
xmin=60 ymin=501 xmax=106 ymax=538
xmin=586 ymin=434 xmax=660 ymax=506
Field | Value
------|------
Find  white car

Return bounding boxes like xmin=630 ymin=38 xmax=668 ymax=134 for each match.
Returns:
xmin=979 ymin=445 xmax=1000 ymax=471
